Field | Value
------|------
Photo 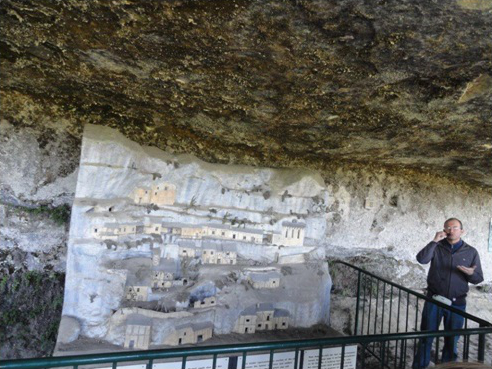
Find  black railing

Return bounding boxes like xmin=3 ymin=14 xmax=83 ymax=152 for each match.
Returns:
xmin=336 ymin=261 xmax=492 ymax=367
xmin=1 ymin=261 xmax=490 ymax=369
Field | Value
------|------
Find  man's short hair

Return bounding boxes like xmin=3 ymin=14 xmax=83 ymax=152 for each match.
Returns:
xmin=445 ymin=218 xmax=463 ymax=229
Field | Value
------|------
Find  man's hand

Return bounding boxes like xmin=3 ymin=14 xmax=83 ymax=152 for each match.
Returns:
xmin=433 ymin=231 xmax=447 ymax=243
xmin=457 ymin=265 xmax=476 ymax=276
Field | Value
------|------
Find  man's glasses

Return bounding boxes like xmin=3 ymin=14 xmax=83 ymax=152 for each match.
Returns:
xmin=444 ymin=226 xmax=461 ymax=231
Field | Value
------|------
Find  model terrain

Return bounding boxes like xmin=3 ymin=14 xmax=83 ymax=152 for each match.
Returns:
xmin=56 ymin=125 xmax=332 ymax=353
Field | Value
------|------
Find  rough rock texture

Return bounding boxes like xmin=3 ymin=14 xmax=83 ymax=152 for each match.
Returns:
xmin=1 ymin=0 xmax=491 ymax=187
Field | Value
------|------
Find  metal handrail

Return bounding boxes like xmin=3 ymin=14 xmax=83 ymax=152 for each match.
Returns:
xmin=2 ymin=328 xmax=491 ymax=369
xmin=1 ymin=261 xmax=490 ymax=369
xmin=335 ymin=261 xmax=491 ymax=326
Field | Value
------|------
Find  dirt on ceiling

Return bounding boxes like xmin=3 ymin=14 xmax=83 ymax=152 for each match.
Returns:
xmin=1 ymin=0 xmax=491 ymax=188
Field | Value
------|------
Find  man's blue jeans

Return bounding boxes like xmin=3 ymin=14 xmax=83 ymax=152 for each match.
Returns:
xmin=412 ymin=301 xmax=466 ymax=369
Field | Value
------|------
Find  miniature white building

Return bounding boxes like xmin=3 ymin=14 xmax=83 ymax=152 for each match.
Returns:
xmin=234 ymin=304 xmax=290 ymax=334
xmin=124 ymin=314 xmax=152 ymax=350
xmin=92 ymin=222 xmax=144 ymax=240
xmin=179 ymin=246 xmax=196 ymax=258
xmin=202 ymin=224 xmax=264 ymax=244
xmin=161 ymin=223 xmax=203 ymax=239
xmin=125 ymin=286 xmax=150 ymax=302
xmin=273 ymin=309 xmax=290 ymax=330
xmin=272 ymin=220 xmax=306 ymax=247
xmin=125 ymin=273 xmax=151 ymax=301
xmin=152 ymin=258 xmax=177 ymax=289
xmin=201 ymin=243 xmax=237 ymax=265
xmin=248 ymin=271 xmax=281 ymax=289
xmin=193 ymin=296 xmax=216 ymax=308
xmin=134 ymin=182 xmax=176 ymax=206
xmin=144 ymin=218 xmax=165 ymax=234
xmin=171 ymin=322 xmax=213 ymax=346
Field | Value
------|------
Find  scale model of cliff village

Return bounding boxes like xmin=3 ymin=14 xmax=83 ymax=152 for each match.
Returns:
xmin=58 ymin=125 xmax=332 ymax=352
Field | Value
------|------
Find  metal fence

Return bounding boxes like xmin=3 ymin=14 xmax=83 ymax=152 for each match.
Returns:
xmin=1 ymin=261 xmax=491 ymax=369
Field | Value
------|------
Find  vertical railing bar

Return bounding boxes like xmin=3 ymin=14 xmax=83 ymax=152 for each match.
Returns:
xmin=354 ymin=270 xmax=362 ymax=336
xmin=386 ymin=284 xmax=392 ymax=362
xmin=434 ymin=334 xmax=440 ymax=365
xmin=413 ymin=296 xmax=419 ymax=364
xmin=380 ymin=341 xmax=385 ymax=369
xmin=399 ymin=339 xmax=405 ymax=369
xmin=182 ymin=355 xmax=188 ymax=369
xmin=269 ymin=349 xmax=274 ymax=369
xmin=294 ymin=348 xmax=299 ymax=369
xmin=396 ymin=289 xmax=401 ymax=334
xmin=463 ymin=318 xmax=469 ymax=361
xmin=477 ymin=323 xmax=486 ymax=362
xmin=112 ymin=361 xmax=117 ymax=369
xmin=361 ymin=274 xmax=367 ymax=336
xmin=403 ymin=292 xmax=410 ymax=368
xmin=380 ymin=283 xmax=386 ymax=364
xmin=388 ymin=285 xmax=393 ymax=334
xmin=394 ymin=289 xmax=401 ymax=369
xmin=374 ymin=279 xmax=380 ymax=336
xmin=148 ymin=358 xmax=154 ymax=369
xmin=367 ymin=277 xmax=373 ymax=335
xmin=393 ymin=339 xmax=398 ymax=369
xmin=373 ymin=279 xmax=380 ymax=353
xmin=381 ymin=282 xmax=386 ymax=335
xmin=340 ymin=344 xmax=345 ymax=369
xmin=361 ymin=343 xmax=366 ymax=369
xmin=242 ymin=351 xmax=247 ymax=369
xmin=212 ymin=354 xmax=217 ymax=369
xmin=318 ymin=346 xmax=323 ymax=369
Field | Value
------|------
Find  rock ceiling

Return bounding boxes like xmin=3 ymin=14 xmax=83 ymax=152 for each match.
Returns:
xmin=1 ymin=0 xmax=491 ymax=188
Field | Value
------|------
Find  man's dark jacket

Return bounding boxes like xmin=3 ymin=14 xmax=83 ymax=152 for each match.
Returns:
xmin=417 ymin=240 xmax=483 ymax=305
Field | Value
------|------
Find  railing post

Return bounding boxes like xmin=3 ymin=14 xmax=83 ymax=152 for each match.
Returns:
xmin=478 ymin=323 xmax=486 ymax=362
xmin=354 ymin=270 xmax=362 ymax=336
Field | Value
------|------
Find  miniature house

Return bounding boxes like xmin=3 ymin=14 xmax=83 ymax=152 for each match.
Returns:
xmin=125 ymin=286 xmax=150 ymax=302
xmin=124 ymin=314 xmax=152 ymax=350
xmin=92 ymin=222 xmax=144 ymax=240
xmin=193 ymin=296 xmax=216 ymax=308
xmin=201 ymin=243 xmax=237 ymax=265
xmin=202 ymin=224 xmax=264 ymax=244
xmin=171 ymin=322 xmax=213 ymax=346
xmin=134 ymin=182 xmax=176 ymax=206
xmin=180 ymin=225 xmax=203 ymax=239
xmin=144 ymin=219 xmax=164 ymax=234
xmin=125 ymin=272 xmax=152 ymax=301
xmin=118 ymin=223 xmax=144 ymax=236
xmin=152 ymin=258 xmax=177 ymax=289
xmin=234 ymin=304 xmax=290 ymax=334
xmin=273 ymin=309 xmax=290 ymax=330
xmin=272 ymin=220 xmax=306 ymax=247
xmin=150 ymin=183 xmax=176 ymax=206
xmin=178 ymin=246 xmax=196 ymax=258
xmin=134 ymin=188 xmax=152 ymax=204
xmin=248 ymin=271 xmax=281 ymax=289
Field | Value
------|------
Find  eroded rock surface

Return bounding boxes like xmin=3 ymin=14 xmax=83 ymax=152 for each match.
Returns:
xmin=1 ymin=0 xmax=491 ymax=187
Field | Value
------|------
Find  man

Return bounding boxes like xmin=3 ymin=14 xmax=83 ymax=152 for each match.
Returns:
xmin=413 ymin=218 xmax=483 ymax=369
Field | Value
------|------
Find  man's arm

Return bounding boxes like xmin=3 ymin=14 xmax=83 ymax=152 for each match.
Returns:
xmin=417 ymin=231 xmax=446 ymax=264
xmin=416 ymin=242 xmax=438 ymax=264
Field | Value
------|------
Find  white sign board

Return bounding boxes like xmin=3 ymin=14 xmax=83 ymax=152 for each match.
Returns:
xmin=303 ymin=346 xmax=357 ymax=369
xmin=236 ymin=351 xmax=297 ymax=369
xmin=153 ymin=357 xmax=230 ymax=369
